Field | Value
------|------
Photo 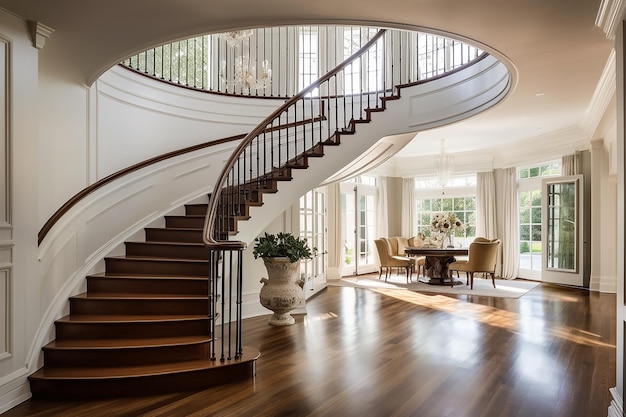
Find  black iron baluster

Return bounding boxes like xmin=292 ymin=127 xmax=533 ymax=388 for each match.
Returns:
xmin=236 ymin=248 xmax=244 ymax=358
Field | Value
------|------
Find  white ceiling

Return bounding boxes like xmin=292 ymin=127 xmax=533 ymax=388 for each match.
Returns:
xmin=0 ymin=0 xmax=615 ymax=166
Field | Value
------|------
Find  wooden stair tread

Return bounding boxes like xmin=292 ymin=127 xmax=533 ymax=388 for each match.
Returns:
xmin=71 ymin=293 xmax=208 ymax=300
xmin=126 ymin=241 xmax=206 ymax=247
xmin=88 ymin=273 xmax=208 ymax=280
xmin=108 ymin=255 xmax=208 ymax=262
xmin=165 ymin=215 xmax=205 ymax=218
xmin=146 ymin=227 xmax=202 ymax=231
xmin=45 ymin=335 xmax=211 ymax=349
xmin=30 ymin=348 xmax=260 ymax=379
xmin=57 ymin=314 xmax=208 ymax=323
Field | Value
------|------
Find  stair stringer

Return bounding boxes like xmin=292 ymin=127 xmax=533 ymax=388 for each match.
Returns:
xmin=233 ymin=54 xmax=511 ymax=244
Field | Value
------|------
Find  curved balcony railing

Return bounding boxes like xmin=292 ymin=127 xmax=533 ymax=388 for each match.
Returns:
xmin=203 ymin=28 xmax=390 ymax=248
xmin=120 ymin=25 xmax=482 ymax=98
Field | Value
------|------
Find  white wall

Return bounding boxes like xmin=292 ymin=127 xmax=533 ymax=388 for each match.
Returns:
xmin=0 ymin=12 xmax=46 ymax=412
xmin=95 ymin=68 xmax=285 ymax=179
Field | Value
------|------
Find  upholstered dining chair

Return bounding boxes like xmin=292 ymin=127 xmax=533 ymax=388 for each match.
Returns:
xmin=388 ymin=236 xmax=426 ymax=278
xmin=374 ymin=239 xmax=414 ymax=283
xmin=448 ymin=239 xmax=501 ymax=289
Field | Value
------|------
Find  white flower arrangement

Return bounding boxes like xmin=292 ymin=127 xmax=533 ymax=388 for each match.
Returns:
xmin=431 ymin=212 xmax=464 ymax=234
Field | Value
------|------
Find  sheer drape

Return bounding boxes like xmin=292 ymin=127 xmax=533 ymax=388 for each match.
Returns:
xmin=562 ymin=152 xmax=581 ymax=175
xmin=476 ymin=171 xmax=497 ymax=239
xmin=327 ymin=182 xmax=343 ymax=279
xmin=377 ymin=176 xmax=389 ymax=238
xmin=402 ymin=178 xmax=416 ymax=237
xmin=501 ymin=167 xmax=519 ymax=279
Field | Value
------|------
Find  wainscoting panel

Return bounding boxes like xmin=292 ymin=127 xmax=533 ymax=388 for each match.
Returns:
xmin=0 ymin=267 xmax=9 ymax=360
xmin=0 ymin=38 xmax=9 ymax=363
xmin=0 ymin=41 xmax=7 ymax=227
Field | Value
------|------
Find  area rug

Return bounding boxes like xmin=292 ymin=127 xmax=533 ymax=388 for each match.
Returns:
xmin=329 ymin=274 xmax=539 ymax=299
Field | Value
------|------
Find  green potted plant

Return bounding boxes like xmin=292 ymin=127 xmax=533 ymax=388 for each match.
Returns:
xmin=253 ymin=232 xmax=316 ymax=326
xmin=252 ymin=232 xmax=316 ymax=262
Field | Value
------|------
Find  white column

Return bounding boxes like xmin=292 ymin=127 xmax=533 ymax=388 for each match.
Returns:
xmin=590 ymin=139 xmax=618 ymax=293
xmin=610 ymin=18 xmax=626 ymax=416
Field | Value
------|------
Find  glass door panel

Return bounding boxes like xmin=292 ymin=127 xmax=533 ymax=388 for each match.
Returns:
xmin=341 ymin=182 xmax=377 ymax=275
xmin=357 ymin=193 xmax=376 ymax=272
xmin=518 ymin=189 xmax=543 ymax=279
xmin=541 ymin=175 xmax=583 ymax=286
xmin=341 ymin=190 xmax=356 ymax=272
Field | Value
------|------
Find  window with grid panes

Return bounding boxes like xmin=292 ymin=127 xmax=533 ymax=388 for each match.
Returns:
xmin=416 ymin=196 xmax=476 ymax=240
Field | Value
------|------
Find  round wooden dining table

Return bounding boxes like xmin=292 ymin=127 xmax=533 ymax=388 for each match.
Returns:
xmin=404 ymin=246 xmax=469 ymax=286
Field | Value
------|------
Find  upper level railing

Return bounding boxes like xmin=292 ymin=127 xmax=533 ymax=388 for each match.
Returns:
xmin=202 ymin=28 xmax=391 ymax=248
xmin=200 ymin=27 xmax=487 ymax=248
xmin=121 ymin=25 xmax=482 ymax=98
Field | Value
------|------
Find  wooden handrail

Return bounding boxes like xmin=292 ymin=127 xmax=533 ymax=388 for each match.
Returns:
xmin=37 ymin=108 xmax=327 ymax=246
xmin=37 ymin=134 xmax=245 ymax=245
xmin=202 ymin=29 xmax=388 ymax=249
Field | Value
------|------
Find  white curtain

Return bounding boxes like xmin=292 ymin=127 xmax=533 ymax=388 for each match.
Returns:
xmin=326 ymin=182 xmax=343 ymax=279
xmin=402 ymin=178 xmax=416 ymax=237
xmin=562 ymin=152 xmax=581 ymax=175
xmin=476 ymin=171 xmax=497 ymax=239
xmin=377 ymin=176 xmax=389 ymax=238
xmin=501 ymin=167 xmax=519 ymax=279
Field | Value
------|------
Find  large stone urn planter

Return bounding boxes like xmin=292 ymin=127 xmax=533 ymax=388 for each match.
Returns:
xmin=259 ymin=257 xmax=305 ymax=326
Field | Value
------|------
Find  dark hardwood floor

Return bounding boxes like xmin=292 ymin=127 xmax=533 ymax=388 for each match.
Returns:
xmin=2 ymin=279 xmax=615 ymax=417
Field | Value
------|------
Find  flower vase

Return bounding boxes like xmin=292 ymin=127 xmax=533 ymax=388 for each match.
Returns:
xmin=443 ymin=232 xmax=455 ymax=248
xmin=259 ymin=257 xmax=306 ymax=326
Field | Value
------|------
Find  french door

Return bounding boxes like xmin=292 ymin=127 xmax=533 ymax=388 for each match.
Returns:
xmin=340 ymin=182 xmax=378 ymax=276
xmin=541 ymin=175 xmax=584 ymax=286
xmin=299 ymin=188 xmax=327 ymax=297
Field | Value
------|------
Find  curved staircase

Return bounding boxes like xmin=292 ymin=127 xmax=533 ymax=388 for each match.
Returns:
xmin=28 ymin=201 xmax=259 ymax=399
xmin=28 ymin=27 xmax=509 ymax=401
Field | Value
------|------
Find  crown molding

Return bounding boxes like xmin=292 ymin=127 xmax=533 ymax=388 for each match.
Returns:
xmin=385 ymin=149 xmax=495 ymax=178
xmin=27 ymin=21 xmax=54 ymax=50
xmin=384 ymin=124 xmax=589 ymax=177
xmin=494 ymin=126 xmax=589 ymax=168
xmin=596 ymin=0 xmax=626 ymax=39
xmin=582 ymin=49 xmax=616 ymax=138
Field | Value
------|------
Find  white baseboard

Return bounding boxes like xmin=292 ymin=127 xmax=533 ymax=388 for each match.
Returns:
xmin=0 ymin=374 xmax=31 ymax=414
xmin=608 ymin=387 xmax=623 ymax=417
xmin=589 ymin=274 xmax=617 ymax=293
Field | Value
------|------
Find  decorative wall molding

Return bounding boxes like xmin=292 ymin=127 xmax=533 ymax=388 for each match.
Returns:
xmin=0 ymin=267 xmax=9 ymax=358
xmin=0 ymin=35 xmax=8 ymax=362
xmin=596 ymin=0 xmax=626 ymax=39
xmin=99 ymin=66 xmax=282 ymax=125
xmin=26 ymin=21 xmax=54 ymax=50
xmin=583 ymin=49 xmax=616 ymax=139
xmin=0 ymin=39 xmax=9 ymax=229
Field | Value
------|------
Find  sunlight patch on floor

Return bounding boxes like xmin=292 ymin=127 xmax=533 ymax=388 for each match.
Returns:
xmin=304 ymin=311 xmax=339 ymax=323
xmin=371 ymin=287 xmax=615 ymax=348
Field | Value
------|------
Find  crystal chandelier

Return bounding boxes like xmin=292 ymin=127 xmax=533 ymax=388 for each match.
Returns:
xmin=217 ymin=29 xmax=272 ymax=92
xmin=231 ymin=56 xmax=272 ymax=92
xmin=217 ymin=29 xmax=254 ymax=46
xmin=435 ymin=139 xmax=454 ymax=187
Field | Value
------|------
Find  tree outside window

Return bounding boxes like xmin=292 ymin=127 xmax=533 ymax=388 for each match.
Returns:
xmin=416 ymin=196 xmax=476 ymax=246
xmin=517 ymin=161 xmax=561 ymax=276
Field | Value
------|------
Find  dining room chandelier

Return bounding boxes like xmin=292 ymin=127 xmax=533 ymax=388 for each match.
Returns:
xmin=435 ymin=139 xmax=454 ymax=187
xmin=218 ymin=29 xmax=272 ymax=92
